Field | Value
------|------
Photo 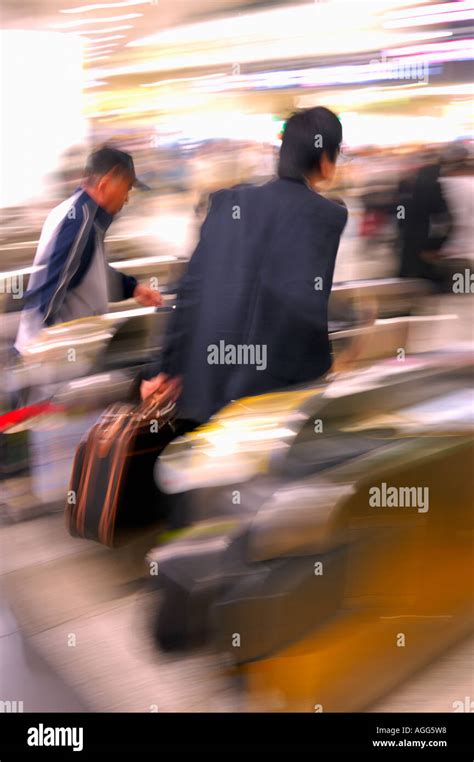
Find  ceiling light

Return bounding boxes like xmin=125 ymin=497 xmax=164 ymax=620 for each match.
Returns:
xmin=86 ymin=42 xmax=120 ymax=50
xmin=83 ymin=34 xmax=126 ymax=43
xmin=83 ymin=79 xmax=108 ymax=88
xmin=54 ymin=13 xmax=142 ymax=29
xmin=140 ymin=73 xmax=223 ymax=87
xmin=385 ymin=9 xmax=474 ymax=28
xmin=84 ymin=55 xmax=110 ymax=62
xmin=75 ymin=25 xmax=133 ymax=35
xmin=61 ymin=1 xmax=152 ymax=12
xmin=385 ymin=1 xmax=473 ymax=20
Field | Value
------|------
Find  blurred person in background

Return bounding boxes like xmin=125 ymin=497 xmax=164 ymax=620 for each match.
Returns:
xmin=439 ymin=145 xmax=474 ymax=264
xmin=141 ymin=106 xmax=348 ymax=425
xmin=396 ymin=146 xmax=453 ymax=286
xmin=14 ymin=146 xmax=162 ymax=355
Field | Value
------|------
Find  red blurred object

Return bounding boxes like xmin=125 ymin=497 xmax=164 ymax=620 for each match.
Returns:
xmin=359 ymin=209 xmax=385 ymax=237
xmin=0 ymin=402 xmax=63 ymax=432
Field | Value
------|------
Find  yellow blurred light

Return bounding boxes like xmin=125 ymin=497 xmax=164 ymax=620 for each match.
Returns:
xmin=95 ymin=27 xmax=448 ymax=78
xmin=93 ymin=2 xmax=447 ymax=79
xmin=337 ymin=112 xmax=469 ymax=147
xmin=140 ymin=74 xmax=224 ymax=88
xmin=128 ymin=1 xmax=433 ymax=47
xmin=297 ymin=83 xmax=474 ymax=113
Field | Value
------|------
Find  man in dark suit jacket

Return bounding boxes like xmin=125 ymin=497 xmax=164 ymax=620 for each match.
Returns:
xmin=397 ymin=158 xmax=452 ymax=283
xmin=142 ymin=107 xmax=348 ymax=425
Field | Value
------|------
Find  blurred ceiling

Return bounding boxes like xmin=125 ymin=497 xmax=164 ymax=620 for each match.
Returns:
xmin=3 ymin=1 xmax=470 ymax=127
xmin=0 ymin=0 xmax=292 ymax=34
xmin=0 ymin=0 xmax=303 ymax=81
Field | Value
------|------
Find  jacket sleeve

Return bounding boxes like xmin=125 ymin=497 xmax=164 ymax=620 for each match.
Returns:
xmin=255 ymin=197 xmax=347 ymax=380
xmin=267 ymin=197 xmax=348 ymax=328
xmin=106 ymin=264 xmax=137 ymax=302
xmin=26 ymin=202 xmax=95 ymax=326
xmin=141 ymin=197 xmax=219 ymax=381
xmin=159 ymin=235 xmax=205 ymax=378
xmin=139 ymin=250 xmax=201 ymax=381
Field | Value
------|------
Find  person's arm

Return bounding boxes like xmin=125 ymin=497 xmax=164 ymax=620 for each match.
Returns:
xmin=25 ymin=202 xmax=96 ymax=327
xmin=140 ymin=197 xmax=215 ymax=399
xmin=140 ymin=239 xmax=205 ymax=402
xmin=138 ymin=261 xmax=201 ymax=401
xmin=252 ymin=196 xmax=347 ymax=381
xmin=266 ymin=197 xmax=348 ymax=330
xmin=106 ymin=266 xmax=163 ymax=307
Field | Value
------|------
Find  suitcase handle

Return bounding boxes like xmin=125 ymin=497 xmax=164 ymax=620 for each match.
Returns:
xmin=135 ymin=394 xmax=175 ymax=422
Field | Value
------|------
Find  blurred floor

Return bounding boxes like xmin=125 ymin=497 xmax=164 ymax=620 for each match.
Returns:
xmin=1 ymin=511 xmax=472 ymax=713
xmin=0 ymin=599 xmax=87 ymax=712
xmin=1 ymin=514 xmax=242 ymax=712
xmin=371 ymin=636 xmax=474 ymax=713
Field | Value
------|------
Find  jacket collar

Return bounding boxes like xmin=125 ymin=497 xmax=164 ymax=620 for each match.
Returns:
xmin=278 ymin=176 xmax=318 ymax=195
xmin=279 ymin=176 xmax=306 ymax=185
xmin=75 ymin=186 xmax=114 ymax=232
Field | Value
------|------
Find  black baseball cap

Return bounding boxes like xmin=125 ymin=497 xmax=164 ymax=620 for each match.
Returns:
xmin=85 ymin=146 xmax=151 ymax=190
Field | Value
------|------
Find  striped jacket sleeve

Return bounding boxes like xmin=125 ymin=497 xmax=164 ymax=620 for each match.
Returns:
xmin=25 ymin=200 xmax=95 ymax=326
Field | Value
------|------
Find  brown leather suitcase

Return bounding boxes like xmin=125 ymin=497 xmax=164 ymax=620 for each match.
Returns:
xmin=66 ymin=396 xmax=178 ymax=547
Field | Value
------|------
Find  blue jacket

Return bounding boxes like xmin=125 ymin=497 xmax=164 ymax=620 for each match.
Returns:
xmin=147 ymin=177 xmax=348 ymax=424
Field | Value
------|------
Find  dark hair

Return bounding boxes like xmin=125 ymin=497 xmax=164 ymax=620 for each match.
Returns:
xmin=85 ymin=145 xmax=136 ymax=183
xmin=278 ymin=107 xmax=342 ymax=181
